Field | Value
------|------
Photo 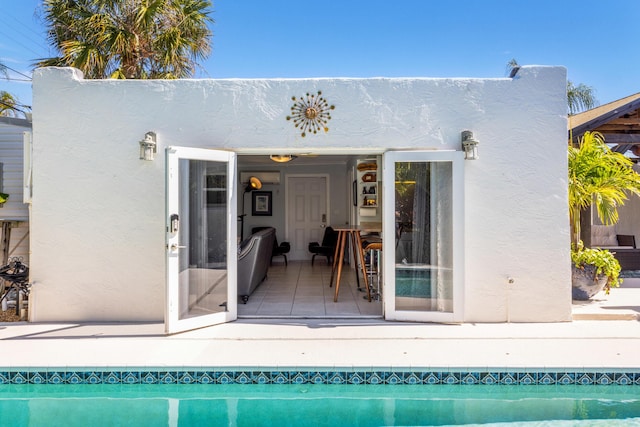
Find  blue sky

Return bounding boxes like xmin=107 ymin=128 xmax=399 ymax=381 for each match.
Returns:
xmin=1 ymin=0 xmax=639 ymax=113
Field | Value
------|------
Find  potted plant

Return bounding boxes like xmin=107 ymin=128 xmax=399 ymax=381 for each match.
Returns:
xmin=571 ymin=242 xmax=621 ymax=299
xmin=568 ymin=131 xmax=640 ymax=299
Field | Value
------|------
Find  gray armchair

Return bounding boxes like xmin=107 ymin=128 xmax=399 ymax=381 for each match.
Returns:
xmin=237 ymin=227 xmax=275 ymax=303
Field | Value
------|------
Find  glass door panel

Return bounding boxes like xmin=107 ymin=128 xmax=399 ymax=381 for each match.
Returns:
xmin=166 ymin=147 xmax=237 ymax=334
xmin=383 ymin=151 xmax=463 ymax=323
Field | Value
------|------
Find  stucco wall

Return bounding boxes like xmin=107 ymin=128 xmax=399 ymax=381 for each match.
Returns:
xmin=30 ymin=66 xmax=570 ymax=322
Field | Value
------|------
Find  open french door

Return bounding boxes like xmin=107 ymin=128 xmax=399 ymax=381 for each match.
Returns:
xmin=383 ymin=150 xmax=464 ymax=323
xmin=165 ymin=146 xmax=237 ymax=334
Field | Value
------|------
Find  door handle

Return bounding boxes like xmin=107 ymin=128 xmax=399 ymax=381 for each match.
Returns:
xmin=171 ymin=244 xmax=186 ymax=251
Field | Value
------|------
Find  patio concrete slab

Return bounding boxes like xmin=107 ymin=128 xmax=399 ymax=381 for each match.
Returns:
xmin=0 ymin=318 xmax=639 ymax=370
xmin=572 ymin=277 xmax=640 ymax=320
xmin=0 ymin=279 xmax=638 ymax=371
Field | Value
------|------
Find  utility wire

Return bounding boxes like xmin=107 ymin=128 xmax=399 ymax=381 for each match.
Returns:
xmin=0 ymin=100 xmax=30 ymax=115
xmin=0 ymin=65 xmax=32 ymax=80
xmin=0 ymin=13 xmax=49 ymax=53
xmin=1 ymin=77 xmax=31 ymax=82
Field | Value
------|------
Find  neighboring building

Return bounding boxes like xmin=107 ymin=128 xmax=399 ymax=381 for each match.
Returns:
xmin=0 ymin=116 xmax=30 ymax=265
xmin=569 ymin=94 xmax=640 ymax=251
xmin=29 ymin=66 xmax=569 ymax=331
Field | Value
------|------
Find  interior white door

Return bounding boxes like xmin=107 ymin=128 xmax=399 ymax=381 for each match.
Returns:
xmin=382 ymin=150 xmax=464 ymax=323
xmin=286 ymin=175 xmax=328 ymax=260
xmin=165 ymin=146 xmax=237 ymax=334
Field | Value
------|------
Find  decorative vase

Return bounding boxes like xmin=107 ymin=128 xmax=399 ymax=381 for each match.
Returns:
xmin=571 ymin=264 xmax=608 ymax=300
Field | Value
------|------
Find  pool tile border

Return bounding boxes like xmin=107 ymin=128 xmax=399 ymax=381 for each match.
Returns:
xmin=0 ymin=369 xmax=639 ymax=385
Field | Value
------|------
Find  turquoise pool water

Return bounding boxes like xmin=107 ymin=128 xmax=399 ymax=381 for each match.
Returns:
xmin=1 ymin=384 xmax=639 ymax=426
xmin=396 ymin=267 xmax=432 ymax=297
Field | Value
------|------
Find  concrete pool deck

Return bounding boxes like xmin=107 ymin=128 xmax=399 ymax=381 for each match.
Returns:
xmin=0 ymin=279 xmax=638 ymax=371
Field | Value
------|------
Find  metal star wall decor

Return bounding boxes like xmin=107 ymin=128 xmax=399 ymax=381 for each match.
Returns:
xmin=286 ymin=91 xmax=335 ymax=137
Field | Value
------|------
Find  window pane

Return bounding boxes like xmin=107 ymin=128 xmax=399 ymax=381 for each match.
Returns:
xmin=178 ymin=159 xmax=228 ymax=320
xmin=394 ymin=161 xmax=453 ymax=312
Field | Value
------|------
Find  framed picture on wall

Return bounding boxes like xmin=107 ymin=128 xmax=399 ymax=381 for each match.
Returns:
xmin=252 ymin=191 xmax=272 ymax=216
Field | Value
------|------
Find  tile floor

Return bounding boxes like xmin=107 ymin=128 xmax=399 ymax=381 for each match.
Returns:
xmin=238 ymin=260 xmax=382 ymax=318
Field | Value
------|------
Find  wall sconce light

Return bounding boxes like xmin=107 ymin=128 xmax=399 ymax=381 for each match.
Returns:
xmin=461 ymin=130 xmax=479 ymax=160
xmin=139 ymin=131 xmax=157 ymax=161
xmin=269 ymin=154 xmax=297 ymax=163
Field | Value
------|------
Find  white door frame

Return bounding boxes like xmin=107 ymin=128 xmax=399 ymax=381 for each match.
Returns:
xmin=382 ymin=150 xmax=464 ymax=323
xmin=165 ymin=146 xmax=237 ymax=334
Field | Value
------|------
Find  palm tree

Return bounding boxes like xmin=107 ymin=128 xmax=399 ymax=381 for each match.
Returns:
xmin=1 ymin=63 xmax=23 ymax=117
xmin=0 ymin=91 xmax=21 ymax=117
xmin=506 ymin=59 xmax=598 ymax=115
xmin=568 ymin=131 xmax=640 ymax=246
xmin=37 ymin=0 xmax=214 ymax=79
xmin=567 ymin=81 xmax=597 ymax=115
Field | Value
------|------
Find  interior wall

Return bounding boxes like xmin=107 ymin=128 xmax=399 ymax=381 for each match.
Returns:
xmin=30 ymin=66 xmax=569 ymax=322
xmin=237 ymin=160 xmax=350 ymax=251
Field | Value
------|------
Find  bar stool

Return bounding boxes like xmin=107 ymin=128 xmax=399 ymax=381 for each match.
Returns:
xmin=363 ymin=241 xmax=382 ymax=301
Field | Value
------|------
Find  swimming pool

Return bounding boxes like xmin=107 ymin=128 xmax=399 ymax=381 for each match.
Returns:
xmin=1 ymin=383 xmax=639 ymax=426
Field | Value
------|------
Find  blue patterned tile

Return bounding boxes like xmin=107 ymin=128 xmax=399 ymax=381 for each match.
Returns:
xmin=216 ymin=372 xmax=234 ymax=384
xmin=365 ymin=372 xmax=384 ymax=384
xmin=480 ymin=373 xmax=499 ymax=385
xmin=576 ymin=373 xmax=594 ymax=385
xmin=104 ymin=372 xmax=121 ymax=384
xmin=272 ymin=372 xmax=289 ymax=384
xmin=442 ymin=372 xmax=460 ymax=385
xmin=328 ymin=372 xmax=346 ymax=384
xmin=596 ymin=373 xmax=613 ymax=385
xmin=558 ymin=373 xmax=575 ymax=385
xmin=10 ymin=372 xmax=27 ymax=384
xmin=461 ymin=373 xmax=479 ymax=385
xmin=385 ymin=372 xmax=403 ymax=385
xmin=234 ymin=372 xmax=251 ymax=384
xmin=518 ymin=373 xmax=536 ymax=385
xmin=539 ymin=373 xmax=555 ymax=385
xmin=158 ymin=371 xmax=177 ymax=384
xmin=615 ymin=373 xmax=632 ymax=385
xmin=423 ymin=372 xmax=440 ymax=384
xmin=140 ymin=372 xmax=158 ymax=384
xmin=67 ymin=372 xmax=83 ymax=384
xmin=404 ymin=372 xmax=421 ymax=384
xmin=310 ymin=372 xmax=327 ymax=384
xmin=85 ymin=372 xmax=102 ymax=384
xmin=29 ymin=372 xmax=47 ymax=384
xmin=0 ymin=368 xmax=639 ymax=386
xmin=347 ymin=372 xmax=365 ymax=384
xmin=195 ymin=371 xmax=214 ymax=384
xmin=252 ymin=371 xmax=271 ymax=384
xmin=291 ymin=372 xmax=307 ymax=384
xmin=46 ymin=372 xmax=65 ymax=384
xmin=501 ymin=373 xmax=517 ymax=385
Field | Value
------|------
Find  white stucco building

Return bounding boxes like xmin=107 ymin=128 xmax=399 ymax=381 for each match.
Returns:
xmin=28 ymin=65 xmax=570 ymax=332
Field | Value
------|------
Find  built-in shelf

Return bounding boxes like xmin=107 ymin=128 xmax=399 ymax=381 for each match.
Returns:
xmin=356 ymin=158 xmax=380 ymax=220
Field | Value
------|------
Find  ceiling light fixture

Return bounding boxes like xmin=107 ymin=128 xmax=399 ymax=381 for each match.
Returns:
xmin=270 ymin=155 xmax=297 ymax=163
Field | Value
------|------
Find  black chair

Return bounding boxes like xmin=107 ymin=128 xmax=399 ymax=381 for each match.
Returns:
xmin=252 ymin=227 xmax=290 ymax=266
xmin=308 ymin=226 xmax=338 ymax=266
